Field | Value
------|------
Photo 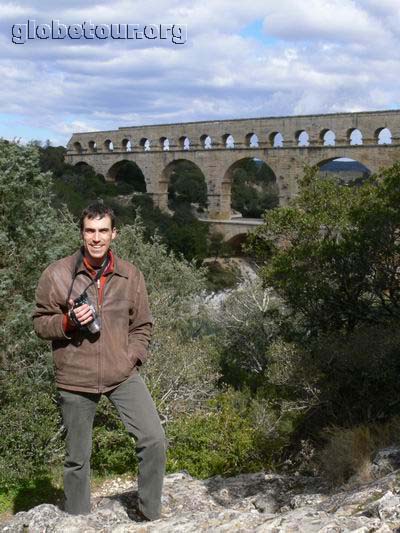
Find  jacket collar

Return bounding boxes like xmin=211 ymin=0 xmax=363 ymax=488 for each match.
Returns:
xmin=72 ymin=248 xmax=129 ymax=278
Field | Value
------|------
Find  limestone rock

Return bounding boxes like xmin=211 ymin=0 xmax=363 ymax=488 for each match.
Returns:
xmin=372 ymin=447 xmax=400 ymax=477
xmin=2 ymin=468 xmax=400 ymax=532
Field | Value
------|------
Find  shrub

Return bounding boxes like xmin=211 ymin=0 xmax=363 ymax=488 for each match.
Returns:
xmin=297 ymin=322 xmax=400 ymax=433
xmin=166 ymin=390 xmax=272 ymax=478
xmin=0 ymin=383 xmax=62 ymax=489
xmin=204 ymin=261 xmax=240 ymax=291
xmin=91 ymin=397 xmax=138 ymax=475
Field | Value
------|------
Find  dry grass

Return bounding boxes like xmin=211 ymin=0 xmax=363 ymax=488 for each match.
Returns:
xmin=318 ymin=417 xmax=400 ymax=486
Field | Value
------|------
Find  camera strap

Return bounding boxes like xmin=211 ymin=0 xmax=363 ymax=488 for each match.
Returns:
xmin=66 ymin=250 xmax=109 ymax=305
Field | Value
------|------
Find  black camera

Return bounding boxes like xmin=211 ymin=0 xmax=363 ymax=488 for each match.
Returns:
xmin=71 ymin=291 xmax=101 ymax=334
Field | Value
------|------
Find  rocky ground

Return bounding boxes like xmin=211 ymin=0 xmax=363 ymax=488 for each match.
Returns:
xmin=3 ymin=449 xmax=400 ymax=532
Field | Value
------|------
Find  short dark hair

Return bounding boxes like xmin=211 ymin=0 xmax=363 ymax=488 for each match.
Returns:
xmin=80 ymin=203 xmax=116 ymax=232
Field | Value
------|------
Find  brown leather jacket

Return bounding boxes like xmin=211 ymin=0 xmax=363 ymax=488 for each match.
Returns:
xmin=33 ymin=249 xmax=153 ymax=393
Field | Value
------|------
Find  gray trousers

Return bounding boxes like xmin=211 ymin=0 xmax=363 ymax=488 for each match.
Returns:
xmin=58 ymin=373 xmax=166 ymax=520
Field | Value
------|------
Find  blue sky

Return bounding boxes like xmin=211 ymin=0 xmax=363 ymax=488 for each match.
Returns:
xmin=0 ymin=0 xmax=399 ymax=146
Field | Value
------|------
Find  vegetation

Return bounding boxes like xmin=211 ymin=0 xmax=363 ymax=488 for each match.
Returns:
xmin=244 ymin=164 xmax=400 ymax=476
xmin=0 ymin=141 xmax=256 ymax=503
xmin=168 ymin=160 xmax=208 ymax=210
xmin=4 ymin=139 xmax=400 ymax=519
xmin=231 ymin=158 xmax=279 ymax=217
xmin=247 ymin=166 xmax=400 ymax=333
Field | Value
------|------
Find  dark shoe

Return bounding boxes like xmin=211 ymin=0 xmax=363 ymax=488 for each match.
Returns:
xmin=136 ymin=508 xmax=152 ymax=522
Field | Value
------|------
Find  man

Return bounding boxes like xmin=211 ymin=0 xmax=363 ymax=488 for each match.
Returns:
xmin=33 ymin=203 xmax=166 ymax=521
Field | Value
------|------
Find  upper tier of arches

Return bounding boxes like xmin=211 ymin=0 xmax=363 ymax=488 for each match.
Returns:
xmin=70 ymin=126 xmax=395 ymax=155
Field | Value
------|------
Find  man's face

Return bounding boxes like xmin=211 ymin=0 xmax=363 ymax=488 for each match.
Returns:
xmin=81 ymin=215 xmax=116 ymax=266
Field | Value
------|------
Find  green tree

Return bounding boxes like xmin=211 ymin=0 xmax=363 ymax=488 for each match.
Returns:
xmin=247 ymin=164 xmax=400 ymax=334
xmin=168 ymin=161 xmax=207 ymax=209
xmin=231 ymin=159 xmax=279 ymax=218
xmin=0 ymin=140 xmax=79 ymax=487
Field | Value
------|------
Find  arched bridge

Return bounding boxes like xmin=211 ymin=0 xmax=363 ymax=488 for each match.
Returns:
xmin=66 ymin=110 xmax=400 ymax=240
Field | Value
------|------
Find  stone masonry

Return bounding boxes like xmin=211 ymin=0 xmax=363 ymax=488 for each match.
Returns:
xmin=65 ymin=110 xmax=400 ymax=220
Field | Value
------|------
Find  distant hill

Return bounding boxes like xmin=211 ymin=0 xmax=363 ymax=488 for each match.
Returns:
xmin=320 ymin=159 xmax=370 ymax=174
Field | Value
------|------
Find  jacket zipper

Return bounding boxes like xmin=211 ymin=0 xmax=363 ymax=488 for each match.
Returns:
xmin=94 ymin=279 xmax=102 ymax=392
xmin=97 ymin=275 xmax=110 ymax=392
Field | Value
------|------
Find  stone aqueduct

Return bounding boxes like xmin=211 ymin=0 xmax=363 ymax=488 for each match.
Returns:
xmin=66 ymin=110 xmax=400 ymax=222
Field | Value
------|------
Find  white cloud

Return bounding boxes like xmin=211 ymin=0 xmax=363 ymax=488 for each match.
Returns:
xmin=0 ymin=0 xmax=399 ymax=145
xmin=0 ymin=3 xmax=34 ymax=18
xmin=261 ymin=0 xmax=390 ymax=44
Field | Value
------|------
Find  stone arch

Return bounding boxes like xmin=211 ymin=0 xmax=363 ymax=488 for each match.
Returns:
xmin=179 ymin=136 xmax=190 ymax=150
xmin=245 ymin=133 xmax=259 ymax=148
xmin=316 ymin=156 xmax=371 ymax=186
xmin=73 ymin=141 xmax=83 ymax=154
xmin=88 ymin=140 xmax=97 ymax=152
xmin=269 ymin=132 xmax=283 ymax=148
xmin=296 ymin=130 xmax=309 ymax=147
xmin=348 ymin=128 xmax=363 ymax=145
xmin=107 ymin=159 xmax=147 ymax=191
xmin=140 ymin=138 xmax=150 ymax=151
xmin=104 ymin=139 xmax=114 ymax=152
xmin=222 ymin=157 xmax=279 ymax=218
xmin=122 ymin=138 xmax=132 ymax=152
xmin=375 ymin=127 xmax=392 ymax=145
xmin=160 ymin=137 xmax=169 ymax=151
xmin=222 ymin=133 xmax=235 ymax=149
xmin=320 ymin=129 xmax=335 ymax=146
xmin=74 ymin=161 xmax=91 ymax=170
xmin=200 ymin=134 xmax=212 ymax=149
xmin=73 ymin=161 xmax=99 ymax=177
xmin=225 ymin=233 xmax=248 ymax=255
xmin=161 ymin=158 xmax=208 ymax=212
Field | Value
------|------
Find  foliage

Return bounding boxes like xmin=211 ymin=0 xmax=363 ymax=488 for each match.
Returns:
xmin=0 ymin=477 xmax=63 ymax=515
xmin=91 ymin=398 xmax=138 ymax=475
xmin=207 ymin=232 xmax=233 ymax=262
xmin=0 ymin=381 xmax=63 ymax=489
xmin=204 ymin=260 xmax=240 ymax=291
xmin=110 ymin=160 xmax=146 ymax=192
xmin=233 ymin=314 xmax=400 ymax=457
xmin=166 ymin=389 xmax=272 ymax=478
xmin=162 ymin=204 xmax=209 ymax=262
xmin=168 ymin=160 xmax=207 ymax=208
xmin=298 ymin=322 xmax=400 ymax=431
xmin=211 ymin=277 xmax=284 ymax=391
xmin=0 ymin=140 xmax=79 ymax=489
xmin=0 ymin=141 xmax=217 ymax=492
xmin=210 ymin=278 xmax=316 ymax=460
xmin=231 ymin=159 xmax=279 ymax=217
xmin=247 ymin=164 xmax=400 ymax=334
xmin=51 ymin=164 xmax=122 ymax=216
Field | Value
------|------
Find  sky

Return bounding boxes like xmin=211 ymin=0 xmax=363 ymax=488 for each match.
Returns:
xmin=1 ymin=0 xmax=399 ymax=146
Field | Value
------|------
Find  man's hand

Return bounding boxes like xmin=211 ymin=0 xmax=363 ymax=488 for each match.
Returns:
xmin=68 ymin=298 xmax=94 ymax=327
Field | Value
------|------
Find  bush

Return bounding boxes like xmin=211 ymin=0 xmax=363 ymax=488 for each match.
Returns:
xmin=204 ymin=261 xmax=240 ymax=291
xmin=296 ymin=321 xmax=400 ymax=434
xmin=0 ymin=383 xmax=62 ymax=489
xmin=166 ymin=390 xmax=272 ymax=478
xmin=91 ymin=397 xmax=138 ymax=475
xmin=211 ymin=278 xmax=284 ymax=392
